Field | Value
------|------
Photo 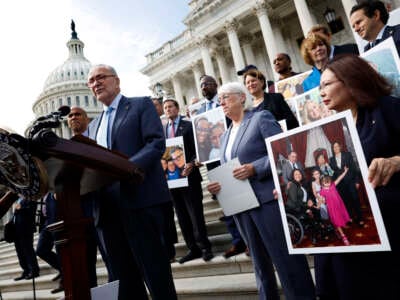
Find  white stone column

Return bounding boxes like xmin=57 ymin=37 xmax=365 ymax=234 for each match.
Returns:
xmin=171 ymin=74 xmax=185 ymax=108
xmin=198 ymin=37 xmax=216 ymax=78
xmin=240 ymin=35 xmax=256 ymax=66
xmin=293 ymin=0 xmax=317 ymax=36
xmin=254 ymin=2 xmax=278 ymax=72
xmin=191 ymin=62 xmax=203 ymax=97
xmin=225 ymin=19 xmax=246 ymax=74
xmin=214 ymin=49 xmax=230 ymax=84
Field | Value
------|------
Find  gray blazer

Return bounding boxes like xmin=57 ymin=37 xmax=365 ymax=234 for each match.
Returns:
xmin=219 ymin=111 xmax=282 ymax=205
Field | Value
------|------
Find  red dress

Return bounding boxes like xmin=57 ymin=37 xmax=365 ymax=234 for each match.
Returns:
xmin=319 ymin=182 xmax=350 ymax=227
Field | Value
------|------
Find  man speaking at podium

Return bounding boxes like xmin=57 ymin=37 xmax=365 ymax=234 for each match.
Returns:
xmin=86 ymin=64 xmax=177 ymax=300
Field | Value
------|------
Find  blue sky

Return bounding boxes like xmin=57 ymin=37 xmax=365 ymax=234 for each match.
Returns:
xmin=0 ymin=0 xmax=190 ymax=134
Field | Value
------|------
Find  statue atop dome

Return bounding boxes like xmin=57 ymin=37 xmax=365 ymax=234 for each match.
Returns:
xmin=71 ymin=19 xmax=78 ymax=39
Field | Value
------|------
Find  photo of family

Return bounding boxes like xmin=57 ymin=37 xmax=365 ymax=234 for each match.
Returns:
xmin=275 ymin=70 xmax=311 ymax=100
xmin=162 ymin=136 xmax=188 ymax=189
xmin=293 ymin=87 xmax=335 ymax=126
xmin=361 ymin=37 xmax=400 ymax=97
xmin=265 ymin=111 xmax=390 ymax=254
xmin=192 ymin=107 xmax=227 ymax=164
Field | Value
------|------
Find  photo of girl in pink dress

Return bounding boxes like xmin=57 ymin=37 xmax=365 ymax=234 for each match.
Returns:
xmin=319 ymin=167 xmax=351 ymax=246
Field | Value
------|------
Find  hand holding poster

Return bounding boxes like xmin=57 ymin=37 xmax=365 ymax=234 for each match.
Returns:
xmin=265 ymin=111 xmax=389 ymax=254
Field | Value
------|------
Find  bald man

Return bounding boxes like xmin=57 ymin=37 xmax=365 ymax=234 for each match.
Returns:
xmin=67 ymin=106 xmax=90 ymax=135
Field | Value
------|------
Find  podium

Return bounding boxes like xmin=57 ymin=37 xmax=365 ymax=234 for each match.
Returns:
xmin=0 ymin=129 xmax=143 ymax=300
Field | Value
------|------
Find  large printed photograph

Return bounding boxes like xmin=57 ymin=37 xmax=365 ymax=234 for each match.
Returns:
xmin=162 ymin=136 xmax=188 ymax=189
xmin=192 ymin=107 xmax=227 ymax=164
xmin=265 ymin=111 xmax=390 ymax=254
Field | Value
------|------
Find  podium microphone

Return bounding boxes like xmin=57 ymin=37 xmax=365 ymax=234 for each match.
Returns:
xmin=37 ymin=106 xmax=71 ymax=121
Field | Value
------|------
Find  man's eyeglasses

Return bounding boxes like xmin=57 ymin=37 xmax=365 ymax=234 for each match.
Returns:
xmin=87 ymin=74 xmax=115 ymax=87
xmin=200 ymin=82 xmax=215 ymax=88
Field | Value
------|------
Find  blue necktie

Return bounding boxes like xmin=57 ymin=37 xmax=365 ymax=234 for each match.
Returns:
xmin=207 ymin=101 xmax=213 ymax=111
xmin=97 ymin=107 xmax=114 ymax=148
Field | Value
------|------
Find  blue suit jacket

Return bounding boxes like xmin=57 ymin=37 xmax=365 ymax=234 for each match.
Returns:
xmin=364 ymin=25 xmax=400 ymax=54
xmin=87 ymin=96 xmax=170 ymax=210
xmin=219 ymin=111 xmax=282 ymax=205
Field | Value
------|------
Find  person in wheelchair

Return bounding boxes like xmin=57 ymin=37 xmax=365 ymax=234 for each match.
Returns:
xmin=285 ymin=169 xmax=329 ymax=244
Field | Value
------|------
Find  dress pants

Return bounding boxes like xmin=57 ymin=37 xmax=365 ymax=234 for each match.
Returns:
xmin=36 ymin=227 xmax=60 ymax=272
xmin=171 ymin=180 xmax=211 ymax=252
xmin=234 ymin=201 xmax=315 ymax=300
xmin=97 ymin=202 xmax=177 ymax=300
xmin=15 ymin=231 xmax=39 ymax=276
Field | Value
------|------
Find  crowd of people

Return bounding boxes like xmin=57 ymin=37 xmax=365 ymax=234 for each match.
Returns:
xmin=8 ymin=1 xmax=400 ymax=300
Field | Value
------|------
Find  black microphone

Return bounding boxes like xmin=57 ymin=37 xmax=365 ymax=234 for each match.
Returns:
xmin=37 ymin=106 xmax=71 ymax=121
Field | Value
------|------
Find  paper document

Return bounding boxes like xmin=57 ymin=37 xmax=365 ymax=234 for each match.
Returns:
xmin=207 ymin=158 xmax=259 ymax=216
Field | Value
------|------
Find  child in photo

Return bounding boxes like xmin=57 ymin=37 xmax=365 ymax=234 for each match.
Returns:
xmin=319 ymin=167 xmax=351 ymax=246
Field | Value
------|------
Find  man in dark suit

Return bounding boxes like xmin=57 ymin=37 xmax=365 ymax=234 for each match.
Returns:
xmin=86 ymin=64 xmax=176 ymax=300
xmin=13 ymin=197 xmax=39 ymax=281
xmin=350 ymin=0 xmax=400 ymax=54
xmin=308 ymin=24 xmax=359 ymax=58
xmin=163 ymin=98 xmax=213 ymax=264
xmin=281 ymin=151 xmax=305 ymax=185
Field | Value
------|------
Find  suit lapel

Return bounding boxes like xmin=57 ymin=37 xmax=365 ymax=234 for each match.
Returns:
xmin=220 ymin=127 xmax=231 ymax=164
xmin=111 ymin=96 xmax=131 ymax=148
xmin=230 ymin=117 xmax=251 ymax=159
xmin=175 ymin=116 xmax=185 ymax=136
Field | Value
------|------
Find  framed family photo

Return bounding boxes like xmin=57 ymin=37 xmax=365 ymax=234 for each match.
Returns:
xmin=192 ymin=107 xmax=227 ymax=164
xmin=361 ymin=37 xmax=400 ymax=97
xmin=162 ymin=136 xmax=188 ymax=189
xmin=265 ymin=111 xmax=390 ymax=254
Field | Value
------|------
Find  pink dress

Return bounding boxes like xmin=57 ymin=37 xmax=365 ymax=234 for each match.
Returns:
xmin=319 ymin=182 xmax=350 ymax=227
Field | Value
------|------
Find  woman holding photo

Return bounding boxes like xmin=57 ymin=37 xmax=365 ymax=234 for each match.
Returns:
xmin=207 ymin=82 xmax=315 ymax=300
xmin=317 ymin=54 xmax=400 ymax=299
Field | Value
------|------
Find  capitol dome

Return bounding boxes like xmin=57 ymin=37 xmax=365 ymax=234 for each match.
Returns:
xmin=32 ymin=21 xmax=102 ymax=139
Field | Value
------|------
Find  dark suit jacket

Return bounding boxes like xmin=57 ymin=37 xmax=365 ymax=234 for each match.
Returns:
xmin=220 ymin=110 xmax=282 ymax=204
xmin=250 ymin=92 xmax=299 ymax=130
xmin=87 ymin=96 xmax=170 ymax=210
xmin=333 ymin=43 xmax=359 ymax=56
xmin=165 ymin=116 xmax=202 ymax=184
xmin=329 ymin=151 xmax=358 ymax=184
xmin=281 ymin=160 xmax=305 ymax=185
xmin=364 ymin=24 xmax=400 ymax=54
xmin=14 ymin=198 xmax=37 ymax=234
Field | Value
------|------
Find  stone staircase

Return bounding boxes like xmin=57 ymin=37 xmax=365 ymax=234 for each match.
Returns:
xmin=0 ymin=167 xmax=313 ymax=299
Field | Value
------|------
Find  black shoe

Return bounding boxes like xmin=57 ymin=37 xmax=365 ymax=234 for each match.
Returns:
xmin=202 ymin=249 xmax=214 ymax=262
xmin=51 ymin=284 xmax=64 ymax=294
xmin=14 ymin=273 xmax=26 ymax=281
xmin=52 ymin=272 xmax=61 ymax=281
xmin=25 ymin=272 xmax=39 ymax=280
xmin=178 ymin=250 xmax=202 ymax=264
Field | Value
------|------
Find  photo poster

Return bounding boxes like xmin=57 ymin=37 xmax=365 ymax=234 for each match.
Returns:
xmin=192 ymin=107 xmax=227 ymax=164
xmin=265 ymin=111 xmax=390 ymax=254
xmin=162 ymin=136 xmax=188 ymax=189
xmin=290 ymin=87 xmax=335 ymax=126
xmin=275 ymin=70 xmax=312 ymax=100
xmin=361 ymin=37 xmax=400 ymax=97
xmin=188 ymin=99 xmax=206 ymax=118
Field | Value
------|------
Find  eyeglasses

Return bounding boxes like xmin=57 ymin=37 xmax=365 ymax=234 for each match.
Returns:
xmin=172 ymin=153 xmax=184 ymax=161
xmin=87 ymin=74 xmax=115 ymax=87
xmin=218 ymin=92 xmax=241 ymax=102
xmin=319 ymin=80 xmax=342 ymax=92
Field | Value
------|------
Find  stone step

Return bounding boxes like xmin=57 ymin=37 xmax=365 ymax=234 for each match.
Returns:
xmin=176 ymin=219 xmax=229 ymax=243
xmin=175 ymin=233 xmax=232 ymax=258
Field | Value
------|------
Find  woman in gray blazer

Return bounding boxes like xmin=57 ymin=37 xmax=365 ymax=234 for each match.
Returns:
xmin=207 ymin=82 xmax=315 ymax=300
